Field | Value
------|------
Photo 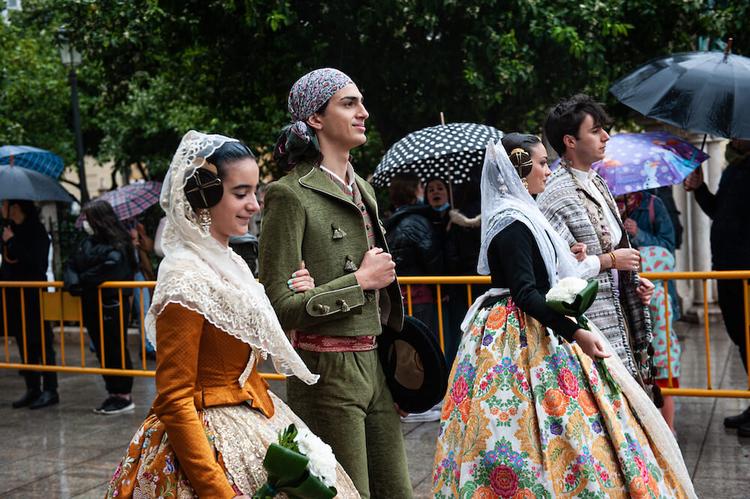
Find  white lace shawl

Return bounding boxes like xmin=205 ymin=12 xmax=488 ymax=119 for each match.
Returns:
xmin=478 ymin=139 xmax=586 ymax=284
xmin=145 ymin=130 xmax=318 ymax=386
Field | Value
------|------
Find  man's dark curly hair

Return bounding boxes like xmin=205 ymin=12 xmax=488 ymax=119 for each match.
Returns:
xmin=544 ymin=94 xmax=612 ymax=157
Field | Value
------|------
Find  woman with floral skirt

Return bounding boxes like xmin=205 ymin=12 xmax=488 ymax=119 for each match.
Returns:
xmin=432 ymin=134 xmax=695 ymax=498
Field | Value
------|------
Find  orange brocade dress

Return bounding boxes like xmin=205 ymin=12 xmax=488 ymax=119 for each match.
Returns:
xmin=105 ymin=304 xmax=358 ymax=498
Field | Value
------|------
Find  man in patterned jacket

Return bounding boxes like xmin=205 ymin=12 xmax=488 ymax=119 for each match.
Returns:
xmin=536 ymin=94 xmax=656 ymax=384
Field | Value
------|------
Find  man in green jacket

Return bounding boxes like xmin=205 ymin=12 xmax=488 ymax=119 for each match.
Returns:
xmin=259 ymin=68 xmax=411 ymax=499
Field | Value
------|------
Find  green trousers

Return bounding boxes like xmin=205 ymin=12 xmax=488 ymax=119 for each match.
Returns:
xmin=287 ymin=348 xmax=413 ymax=499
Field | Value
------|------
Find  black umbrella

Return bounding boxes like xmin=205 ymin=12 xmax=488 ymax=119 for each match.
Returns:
xmin=0 ymin=164 xmax=74 ymax=203
xmin=371 ymin=122 xmax=503 ymax=187
xmin=610 ymin=47 xmax=750 ymax=139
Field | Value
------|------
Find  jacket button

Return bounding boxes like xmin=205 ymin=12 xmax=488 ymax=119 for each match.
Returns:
xmin=336 ymin=299 xmax=350 ymax=313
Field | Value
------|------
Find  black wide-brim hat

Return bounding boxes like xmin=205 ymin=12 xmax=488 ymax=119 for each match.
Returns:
xmin=379 ymin=315 xmax=449 ymax=414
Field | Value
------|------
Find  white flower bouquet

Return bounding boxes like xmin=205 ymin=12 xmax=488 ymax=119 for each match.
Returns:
xmin=545 ymin=277 xmax=598 ymax=329
xmin=253 ymin=424 xmax=337 ymax=499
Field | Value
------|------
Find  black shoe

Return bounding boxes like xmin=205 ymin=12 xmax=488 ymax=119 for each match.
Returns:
xmin=93 ymin=396 xmax=135 ymax=415
xmin=724 ymin=406 xmax=750 ymax=428
xmin=12 ymin=389 xmax=41 ymax=409
xmin=738 ymin=421 xmax=750 ymax=438
xmin=29 ymin=390 xmax=59 ymax=410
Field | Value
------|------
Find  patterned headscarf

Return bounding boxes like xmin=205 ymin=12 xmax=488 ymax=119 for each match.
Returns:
xmin=274 ymin=68 xmax=354 ymax=170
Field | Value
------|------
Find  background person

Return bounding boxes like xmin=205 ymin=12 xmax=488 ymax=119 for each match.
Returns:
xmin=685 ymin=138 xmax=750 ymax=437
xmin=385 ymin=172 xmax=442 ymax=335
xmin=64 ymin=199 xmax=137 ymax=415
xmin=618 ymin=190 xmax=681 ymax=432
xmin=1 ymin=199 xmax=59 ymax=409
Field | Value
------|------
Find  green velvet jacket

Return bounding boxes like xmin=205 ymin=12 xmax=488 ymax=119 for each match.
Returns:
xmin=258 ymin=161 xmax=404 ymax=337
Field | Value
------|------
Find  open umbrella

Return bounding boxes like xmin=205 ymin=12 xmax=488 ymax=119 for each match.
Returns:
xmin=551 ymin=131 xmax=708 ymax=195
xmin=610 ymin=46 xmax=750 ymax=139
xmin=0 ymin=145 xmax=65 ymax=179
xmin=0 ymin=164 xmax=74 ymax=202
xmin=76 ymin=181 xmax=162 ymax=226
xmin=371 ymin=123 xmax=503 ymax=187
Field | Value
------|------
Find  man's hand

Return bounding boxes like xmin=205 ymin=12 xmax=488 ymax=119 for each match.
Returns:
xmin=612 ymin=248 xmax=642 ymax=272
xmin=2 ymin=226 xmax=14 ymax=242
xmin=570 ymin=242 xmax=587 ymax=262
xmin=354 ymin=247 xmax=396 ymax=290
xmin=636 ymin=277 xmax=655 ymax=305
xmin=684 ymin=167 xmax=704 ymax=192
xmin=573 ymin=329 xmax=611 ymax=359
xmin=623 ymin=218 xmax=638 ymax=237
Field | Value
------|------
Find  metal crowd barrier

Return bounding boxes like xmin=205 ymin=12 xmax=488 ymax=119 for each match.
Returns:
xmin=1 ymin=271 xmax=749 ymax=398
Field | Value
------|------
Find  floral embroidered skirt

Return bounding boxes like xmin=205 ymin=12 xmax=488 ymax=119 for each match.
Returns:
xmin=640 ymin=245 xmax=681 ymax=383
xmin=433 ymin=296 xmax=691 ymax=498
xmin=105 ymin=392 xmax=359 ymax=498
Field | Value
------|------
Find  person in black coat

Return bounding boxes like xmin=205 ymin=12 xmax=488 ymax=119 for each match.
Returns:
xmin=685 ymin=138 xmax=750 ymax=436
xmin=385 ymin=173 xmax=443 ymax=335
xmin=1 ymin=199 xmax=58 ymax=409
xmin=64 ymin=199 xmax=137 ymax=415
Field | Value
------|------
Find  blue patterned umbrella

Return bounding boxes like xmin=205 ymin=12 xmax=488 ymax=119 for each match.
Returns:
xmin=551 ymin=131 xmax=708 ymax=195
xmin=0 ymin=145 xmax=65 ymax=179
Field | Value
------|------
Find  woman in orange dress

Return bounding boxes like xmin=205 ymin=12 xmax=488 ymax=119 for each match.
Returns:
xmin=106 ymin=131 xmax=359 ymax=498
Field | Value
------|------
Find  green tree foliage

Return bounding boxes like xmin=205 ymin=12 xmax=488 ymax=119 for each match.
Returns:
xmin=1 ymin=0 xmax=746 ymax=188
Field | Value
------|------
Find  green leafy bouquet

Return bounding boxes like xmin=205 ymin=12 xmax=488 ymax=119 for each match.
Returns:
xmin=253 ymin=424 xmax=338 ymax=499
xmin=545 ymin=277 xmax=599 ymax=329
xmin=546 ymin=277 xmax=619 ymax=392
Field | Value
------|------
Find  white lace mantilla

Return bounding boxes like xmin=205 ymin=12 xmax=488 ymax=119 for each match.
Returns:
xmin=146 ymin=256 xmax=318 ymax=387
xmin=146 ymin=130 xmax=317 ymax=387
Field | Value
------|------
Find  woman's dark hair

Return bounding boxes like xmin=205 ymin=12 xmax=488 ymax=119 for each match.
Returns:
xmin=81 ymin=200 xmax=136 ymax=271
xmin=184 ymin=140 xmax=255 ymax=210
xmin=501 ymin=133 xmax=542 ymax=178
xmin=273 ymin=100 xmax=330 ymax=171
xmin=425 ymin=177 xmax=449 ymax=191
xmin=543 ymin=94 xmax=612 ymax=157
xmin=205 ymin=140 xmax=255 ymax=180
xmin=7 ymin=199 xmax=40 ymax=222
xmin=389 ymin=172 xmax=421 ymax=208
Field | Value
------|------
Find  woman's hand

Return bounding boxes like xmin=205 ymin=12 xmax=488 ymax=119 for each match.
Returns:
xmin=636 ymin=277 xmax=655 ymax=305
xmin=623 ymin=218 xmax=638 ymax=237
xmin=573 ymin=329 xmax=610 ymax=359
xmin=2 ymin=225 xmax=13 ymax=242
xmin=288 ymin=261 xmax=315 ymax=293
xmin=570 ymin=242 xmax=587 ymax=262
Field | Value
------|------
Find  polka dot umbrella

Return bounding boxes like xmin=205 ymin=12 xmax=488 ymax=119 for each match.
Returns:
xmin=371 ymin=123 xmax=503 ymax=187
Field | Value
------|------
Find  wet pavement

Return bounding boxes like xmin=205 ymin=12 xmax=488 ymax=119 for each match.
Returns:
xmin=1 ymin=319 xmax=749 ymax=498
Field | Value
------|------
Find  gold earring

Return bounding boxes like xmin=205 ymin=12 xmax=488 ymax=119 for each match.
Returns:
xmin=198 ymin=209 xmax=211 ymax=232
xmin=521 ymin=177 xmax=529 ymax=190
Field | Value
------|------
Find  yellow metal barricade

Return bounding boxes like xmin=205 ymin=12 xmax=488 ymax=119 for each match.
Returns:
xmin=2 ymin=271 xmax=749 ymax=394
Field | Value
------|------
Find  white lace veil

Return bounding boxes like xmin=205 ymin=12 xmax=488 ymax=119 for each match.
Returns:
xmin=146 ymin=130 xmax=318 ymax=386
xmin=477 ymin=140 xmax=581 ymax=285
